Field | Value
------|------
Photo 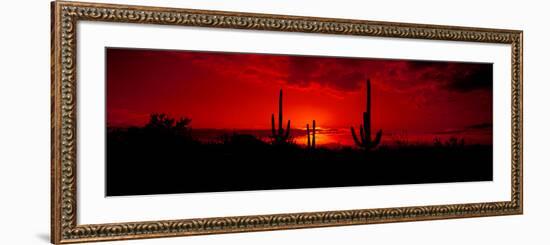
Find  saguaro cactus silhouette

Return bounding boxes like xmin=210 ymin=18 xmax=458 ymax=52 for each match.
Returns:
xmin=306 ymin=120 xmax=316 ymax=149
xmin=350 ymin=79 xmax=383 ymax=150
xmin=271 ymin=89 xmax=291 ymax=144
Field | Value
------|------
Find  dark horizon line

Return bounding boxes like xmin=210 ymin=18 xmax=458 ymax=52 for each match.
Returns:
xmin=106 ymin=125 xmax=492 ymax=134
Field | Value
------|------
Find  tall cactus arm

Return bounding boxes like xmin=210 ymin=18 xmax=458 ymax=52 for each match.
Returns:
xmin=307 ymin=124 xmax=311 ymax=147
xmin=350 ymin=127 xmax=362 ymax=146
xmin=359 ymin=125 xmax=366 ymax=144
xmin=312 ymin=120 xmax=316 ymax=149
xmin=270 ymin=89 xmax=292 ymax=144
xmin=350 ymin=79 xmax=383 ymax=150
xmin=363 ymin=112 xmax=371 ymax=141
xmin=278 ymin=89 xmax=283 ymax=135
xmin=372 ymin=129 xmax=383 ymax=147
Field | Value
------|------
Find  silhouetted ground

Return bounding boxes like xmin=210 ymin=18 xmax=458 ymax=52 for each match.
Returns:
xmin=106 ymin=125 xmax=492 ymax=196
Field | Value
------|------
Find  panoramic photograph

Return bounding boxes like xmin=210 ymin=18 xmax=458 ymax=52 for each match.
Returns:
xmin=105 ymin=48 xmax=493 ymax=196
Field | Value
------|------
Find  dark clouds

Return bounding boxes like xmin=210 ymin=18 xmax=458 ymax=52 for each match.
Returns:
xmin=409 ymin=61 xmax=493 ymax=92
xmin=445 ymin=64 xmax=493 ymax=92
xmin=286 ymin=57 xmax=369 ymax=91
xmin=111 ymin=48 xmax=493 ymax=96
xmin=270 ymin=55 xmax=493 ymax=94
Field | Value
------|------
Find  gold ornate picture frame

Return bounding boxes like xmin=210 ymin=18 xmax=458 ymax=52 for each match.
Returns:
xmin=51 ymin=0 xmax=523 ymax=243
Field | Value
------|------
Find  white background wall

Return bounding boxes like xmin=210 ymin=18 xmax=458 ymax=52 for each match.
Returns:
xmin=0 ymin=0 xmax=548 ymax=244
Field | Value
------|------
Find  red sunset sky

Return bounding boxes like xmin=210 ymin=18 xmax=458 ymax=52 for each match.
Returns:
xmin=106 ymin=48 xmax=492 ymax=143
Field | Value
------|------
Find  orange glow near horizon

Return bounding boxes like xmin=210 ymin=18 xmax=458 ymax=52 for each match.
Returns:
xmin=106 ymin=48 xmax=493 ymax=146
